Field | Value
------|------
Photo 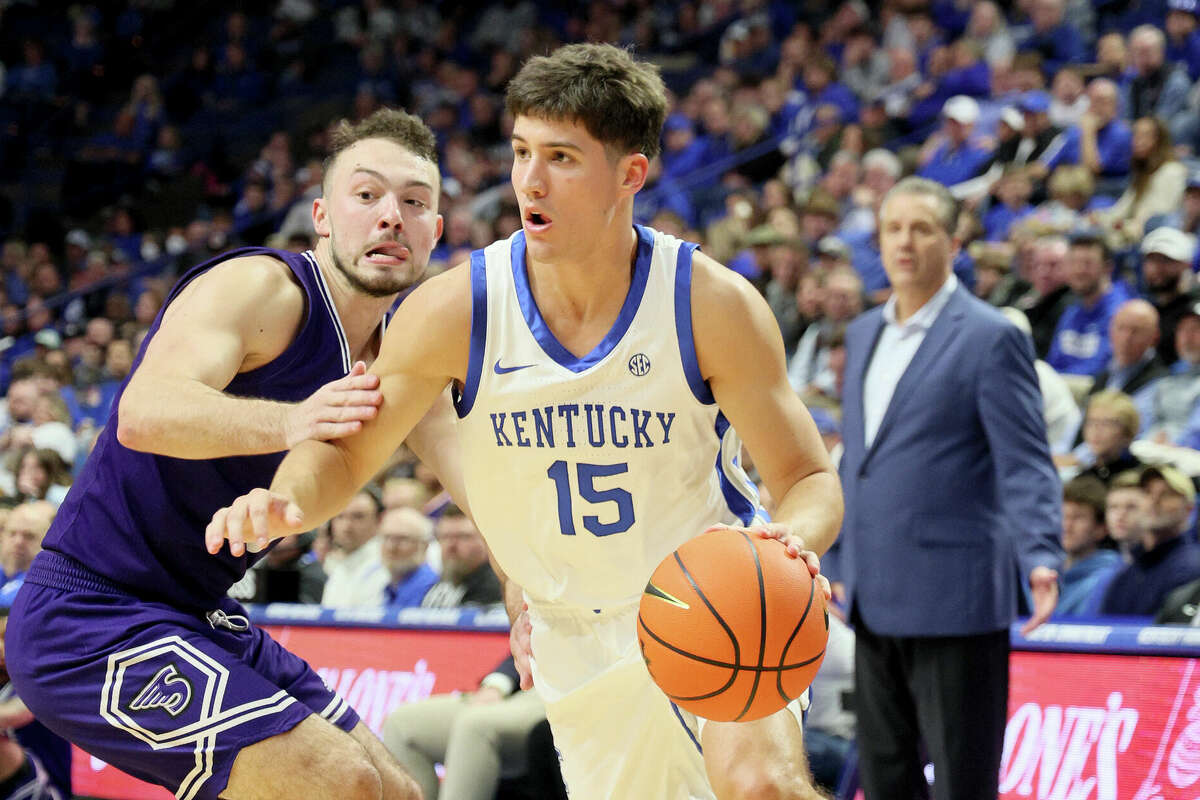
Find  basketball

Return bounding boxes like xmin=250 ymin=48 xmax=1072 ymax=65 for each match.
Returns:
xmin=636 ymin=529 xmax=828 ymax=723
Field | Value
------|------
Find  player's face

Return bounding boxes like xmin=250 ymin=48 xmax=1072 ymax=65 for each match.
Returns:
xmin=878 ymin=192 xmax=955 ymax=297
xmin=314 ymin=138 xmax=443 ymax=297
xmin=510 ymin=115 xmax=641 ymax=263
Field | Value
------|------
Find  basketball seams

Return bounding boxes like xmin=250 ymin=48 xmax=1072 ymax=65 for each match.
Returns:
xmin=776 ymin=568 xmax=816 ymax=705
xmin=734 ymin=532 xmax=768 ymax=722
xmin=672 ymin=551 xmax=741 ymax=666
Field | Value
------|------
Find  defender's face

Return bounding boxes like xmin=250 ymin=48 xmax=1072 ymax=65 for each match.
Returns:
xmin=510 ymin=115 xmax=628 ymax=263
xmin=314 ymin=138 xmax=443 ymax=296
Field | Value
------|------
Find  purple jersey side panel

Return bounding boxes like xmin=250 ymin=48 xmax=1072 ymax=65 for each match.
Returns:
xmin=42 ymin=247 xmax=350 ymax=610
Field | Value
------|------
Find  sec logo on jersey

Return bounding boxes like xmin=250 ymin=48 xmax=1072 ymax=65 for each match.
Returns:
xmin=628 ymin=353 xmax=651 ymax=376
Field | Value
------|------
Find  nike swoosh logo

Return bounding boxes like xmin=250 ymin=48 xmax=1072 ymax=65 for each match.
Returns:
xmin=493 ymin=360 xmax=535 ymax=374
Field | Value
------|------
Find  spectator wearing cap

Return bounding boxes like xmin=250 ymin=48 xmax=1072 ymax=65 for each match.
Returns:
xmin=1125 ymin=26 xmax=1193 ymax=135
xmin=1140 ymin=227 xmax=1199 ymax=363
xmin=1041 ymin=79 xmax=1132 ymax=196
xmin=1092 ymin=116 xmax=1187 ymax=251
xmin=660 ymin=113 xmax=706 ymax=184
xmin=916 ymin=96 xmax=993 ymax=192
xmin=378 ymin=507 xmax=439 ymax=609
xmin=1013 ymin=90 xmax=1067 ymax=171
xmin=1099 ymin=465 xmax=1200 ymax=617
xmin=1015 ymin=0 xmax=1087 ymax=77
xmin=1088 ymin=298 xmax=1169 ymax=400
xmin=1166 ymin=0 xmax=1200 ymax=80
xmin=1053 ymin=476 xmax=1122 ymax=618
xmin=1143 ymin=302 xmax=1200 ymax=444
xmin=1046 ymin=230 xmax=1134 ymax=375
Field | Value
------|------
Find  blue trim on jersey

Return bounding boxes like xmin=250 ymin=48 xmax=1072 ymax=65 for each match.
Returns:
xmin=455 ymin=249 xmax=489 ymax=417
xmin=510 ymin=226 xmax=654 ymax=373
xmin=714 ymin=412 xmax=758 ymax=525
xmin=669 ymin=701 xmax=704 ymax=755
xmin=673 ymin=241 xmax=715 ymax=404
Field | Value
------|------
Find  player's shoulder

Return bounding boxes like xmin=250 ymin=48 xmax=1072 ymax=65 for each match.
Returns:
xmin=189 ymin=251 xmax=304 ymax=303
xmin=392 ymin=259 xmax=473 ymax=338
xmin=689 ymin=249 xmax=766 ymax=316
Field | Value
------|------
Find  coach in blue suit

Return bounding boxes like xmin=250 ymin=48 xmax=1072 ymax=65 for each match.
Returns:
xmin=835 ymin=176 xmax=1063 ymax=800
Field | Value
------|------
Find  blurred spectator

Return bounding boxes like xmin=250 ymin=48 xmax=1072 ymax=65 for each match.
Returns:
xmin=1049 ymin=68 xmax=1089 ymax=130
xmin=1087 ymin=298 xmax=1168 ymax=398
xmin=1002 ymin=306 xmax=1083 ymax=455
xmin=1053 ymin=476 xmax=1122 ymax=618
xmin=1092 ymin=117 xmax=1186 ymax=250
xmin=1125 ymin=26 xmax=1192 ymax=136
xmin=321 ymin=490 xmax=387 ymax=608
xmin=1067 ymin=391 xmax=1145 ymax=483
xmin=965 ymin=1 xmax=1017 ymax=67
xmin=382 ymin=655 xmax=551 ymax=800
xmin=916 ymin=96 xmax=992 ymax=193
xmin=12 ymin=449 xmax=71 ymax=507
xmin=379 ymin=508 xmax=438 ymax=609
xmin=421 ymin=505 xmax=501 ymax=609
xmin=1043 ymin=79 xmax=1131 ymax=196
xmin=1012 ymin=235 xmax=1074 ymax=357
xmin=382 ymin=476 xmax=434 ymax=513
xmin=1045 ymin=230 xmax=1133 ymax=375
xmin=1099 ymin=465 xmax=1200 ymax=617
xmin=1016 ymin=0 xmax=1087 ymax=77
xmin=1105 ymin=469 xmax=1151 ymax=557
xmin=1144 ymin=302 xmax=1200 ymax=443
xmin=983 ymin=168 xmax=1036 ymax=241
xmin=0 ymin=501 xmax=54 ymax=605
xmin=1151 ymin=169 xmax=1200 ymax=241
xmin=233 ymin=531 xmax=326 ymax=605
xmin=1140 ymin=227 xmax=1199 ymax=364
xmin=788 ymin=266 xmax=862 ymax=396
xmin=1165 ymin=0 xmax=1200 ymax=80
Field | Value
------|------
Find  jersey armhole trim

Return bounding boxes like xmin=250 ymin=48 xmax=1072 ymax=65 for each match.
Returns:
xmin=454 ymin=249 xmax=489 ymax=418
xmin=673 ymin=242 xmax=715 ymax=404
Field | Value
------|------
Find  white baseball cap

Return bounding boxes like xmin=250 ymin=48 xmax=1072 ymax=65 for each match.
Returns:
xmin=942 ymin=95 xmax=980 ymax=125
xmin=1142 ymin=226 xmax=1196 ymax=263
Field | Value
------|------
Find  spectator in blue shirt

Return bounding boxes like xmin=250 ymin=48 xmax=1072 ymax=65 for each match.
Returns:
xmin=983 ymin=167 xmax=1036 ymax=240
xmin=379 ymin=507 xmax=439 ymax=609
xmin=1100 ymin=465 xmax=1200 ymax=617
xmin=1166 ymin=0 xmax=1200 ymax=79
xmin=916 ymin=95 xmax=994 ymax=189
xmin=1017 ymin=0 xmax=1088 ymax=77
xmin=1054 ymin=476 xmax=1122 ymax=617
xmin=1047 ymin=229 xmax=1135 ymax=375
xmin=1043 ymin=79 xmax=1132 ymax=194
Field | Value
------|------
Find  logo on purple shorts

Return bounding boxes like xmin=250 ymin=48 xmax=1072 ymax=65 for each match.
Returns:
xmin=129 ymin=664 xmax=193 ymax=717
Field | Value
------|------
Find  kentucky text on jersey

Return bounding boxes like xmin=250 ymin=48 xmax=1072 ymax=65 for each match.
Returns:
xmin=488 ymin=405 xmax=676 ymax=449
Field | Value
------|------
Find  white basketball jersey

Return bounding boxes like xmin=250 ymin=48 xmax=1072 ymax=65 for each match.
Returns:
xmin=454 ymin=225 xmax=762 ymax=610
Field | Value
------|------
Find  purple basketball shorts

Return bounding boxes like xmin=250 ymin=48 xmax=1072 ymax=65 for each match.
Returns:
xmin=6 ymin=552 xmax=359 ymax=800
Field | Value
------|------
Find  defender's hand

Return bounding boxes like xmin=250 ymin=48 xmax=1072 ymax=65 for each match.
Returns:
xmin=284 ymin=361 xmax=382 ymax=448
xmin=205 ymin=488 xmax=306 ymax=557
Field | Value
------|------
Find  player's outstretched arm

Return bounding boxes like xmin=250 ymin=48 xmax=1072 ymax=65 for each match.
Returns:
xmin=692 ymin=252 xmax=844 ymax=560
xmin=118 ymin=256 xmax=383 ymax=459
xmin=206 ymin=266 xmax=471 ymax=555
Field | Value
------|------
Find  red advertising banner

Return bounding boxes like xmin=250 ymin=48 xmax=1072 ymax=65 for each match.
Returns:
xmin=71 ymin=625 xmax=510 ymax=800
xmin=1002 ymin=651 xmax=1200 ymax=800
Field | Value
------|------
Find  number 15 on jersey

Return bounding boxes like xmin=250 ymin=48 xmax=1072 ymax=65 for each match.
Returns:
xmin=546 ymin=461 xmax=635 ymax=537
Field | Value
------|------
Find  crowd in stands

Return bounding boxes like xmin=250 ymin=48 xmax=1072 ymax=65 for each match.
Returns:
xmin=8 ymin=0 xmax=1200 ymax=795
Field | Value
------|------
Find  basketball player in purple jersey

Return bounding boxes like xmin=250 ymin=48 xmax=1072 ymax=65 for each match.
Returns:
xmin=5 ymin=109 xmax=451 ymax=800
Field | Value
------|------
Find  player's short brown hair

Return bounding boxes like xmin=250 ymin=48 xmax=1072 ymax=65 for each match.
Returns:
xmin=505 ymin=43 xmax=668 ymax=159
xmin=323 ymin=108 xmax=438 ymax=185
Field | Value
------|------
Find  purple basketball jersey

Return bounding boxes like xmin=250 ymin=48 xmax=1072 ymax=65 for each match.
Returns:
xmin=41 ymin=247 xmax=360 ymax=610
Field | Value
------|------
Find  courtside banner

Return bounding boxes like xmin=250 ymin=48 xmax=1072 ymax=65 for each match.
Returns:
xmin=1002 ymin=651 xmax=1200 ymax=800
xmin=71 ymin=622 xmax=510 ymax=799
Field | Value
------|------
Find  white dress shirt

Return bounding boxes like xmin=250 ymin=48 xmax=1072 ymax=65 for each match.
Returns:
xmin=321 ymin=536 xmax=388 ymax=608
xmin=863 ymin=275 xmax=958 ymax=448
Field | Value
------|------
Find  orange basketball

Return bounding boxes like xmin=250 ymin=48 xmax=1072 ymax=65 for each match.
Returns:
xmin=636 ymin=529 xmax=828 ymax=723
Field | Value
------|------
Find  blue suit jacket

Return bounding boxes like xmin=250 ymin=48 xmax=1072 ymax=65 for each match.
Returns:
xmin=833 ymin=285 xmax=1063 ymax=637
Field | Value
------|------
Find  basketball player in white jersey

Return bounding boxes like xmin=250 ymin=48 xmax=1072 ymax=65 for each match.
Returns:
xmin=208 ymin=44 xmax=843 ymax=799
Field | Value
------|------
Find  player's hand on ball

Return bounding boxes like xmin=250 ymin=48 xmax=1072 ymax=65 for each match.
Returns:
xmin=285 ymin=360 xmax=382 ymax=448
xmin=205 ymin=488 xmax=306 ymax=557
xmin=704 ymin=522 xmax=832 ymax=602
